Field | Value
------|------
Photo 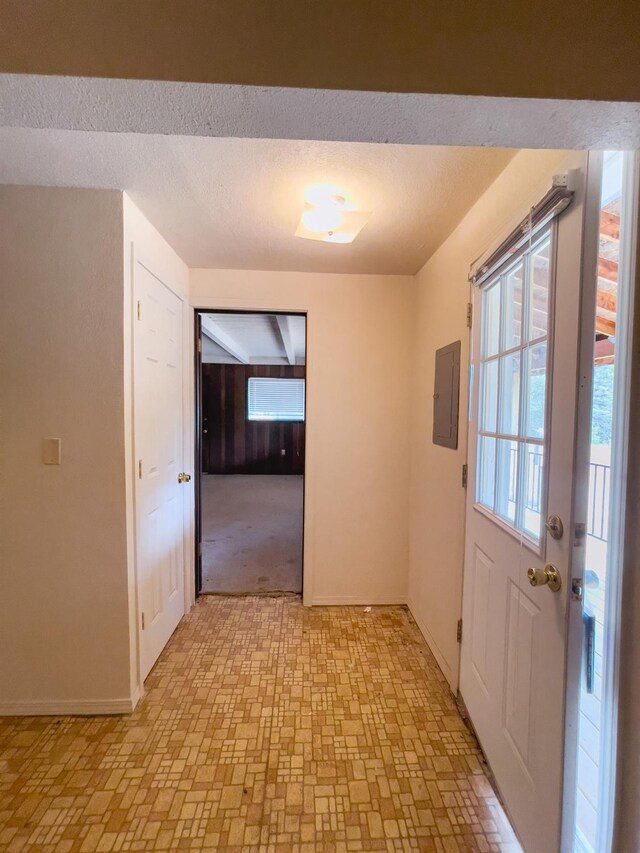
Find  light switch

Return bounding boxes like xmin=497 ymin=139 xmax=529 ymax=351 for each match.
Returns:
xmin=43 ymin=438 xmax=62 ymax=465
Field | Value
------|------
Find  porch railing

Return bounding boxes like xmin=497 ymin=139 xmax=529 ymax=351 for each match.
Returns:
xmin=509 ymin=447 xmax=610 ymax=543
xmin=587 ymin=462 xmax=610 ymax=542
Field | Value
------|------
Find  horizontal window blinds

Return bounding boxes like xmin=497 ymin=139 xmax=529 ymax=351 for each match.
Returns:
xmin=470 ymin=182 xmax=575 ymax=287
xmin=247 ymin=377 xmax=305 ymax=422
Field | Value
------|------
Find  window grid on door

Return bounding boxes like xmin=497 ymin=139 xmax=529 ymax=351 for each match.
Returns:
xmin=475 ymin=227 xmax=553 ymax=544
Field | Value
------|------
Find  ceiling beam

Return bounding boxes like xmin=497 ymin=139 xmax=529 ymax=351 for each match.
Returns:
xmin=597 ymin=285 xmax=617 ymax=314
xmin=596 ymin=314 xmax=616 ymax=337
xmin=275 ymin=315 xmax=296 ymax=366
xmin=200 ymin=315 xmax=250 ymax=364
xmin=598 ymin=256 xmax=619 ymax=283
xmin=600 ymin=209 xmax=620 ymax=241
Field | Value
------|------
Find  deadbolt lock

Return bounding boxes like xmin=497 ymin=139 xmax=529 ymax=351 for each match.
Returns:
xmin=546 ymin=514 xmax=564 ymax=540
xmin=177 ymin=472 xmax=191 ymax=484
xmin=527 ymin=564 xmax=561 ymax=592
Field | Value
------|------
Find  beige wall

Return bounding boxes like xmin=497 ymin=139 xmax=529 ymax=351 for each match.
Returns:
xmin=407 ymin=149 xmax=579 ymax=689
xmin=190 ymin=269 xmax=413 ymax=605
xmin=0 ymin=186 xmax=132 ymax=712
xmin=1 ymin=1 xmax=638 ymax=102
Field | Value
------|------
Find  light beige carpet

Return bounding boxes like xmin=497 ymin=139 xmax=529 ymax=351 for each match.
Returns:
xmin=201 ymin=474 xmax=303 ymax=594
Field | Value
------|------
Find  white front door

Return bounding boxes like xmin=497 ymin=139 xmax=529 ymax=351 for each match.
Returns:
xmin=460 ymin=166 xmax=590 ymax=852
xmin=134 ymin=257 xmax=185 ymax=682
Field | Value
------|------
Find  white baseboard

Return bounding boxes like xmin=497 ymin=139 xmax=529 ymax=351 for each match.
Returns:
xmin=130 ymin=685 xmax=142 ymax=712
xmin=311 ymin=596 xmax=407 ymax=606
xmin=406 ymin=596 xmax=458 ymax=691
xmin=0 ymin=690 xmax=141 ymax=717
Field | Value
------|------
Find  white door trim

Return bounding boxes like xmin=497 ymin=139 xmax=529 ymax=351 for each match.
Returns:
xmin=560 ymin=150 xmax=603 ymax=852
xmin=190 ymin=297 xmax=313 ymax=606
xmin=562 ymin=151 xmax=640 ymax=853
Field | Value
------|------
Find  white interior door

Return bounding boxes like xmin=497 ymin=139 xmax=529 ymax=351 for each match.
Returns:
xmin=460 ymin=168 xmax=589 ymax=853
xmin=134 ymin=257 xmax=185 ymax=682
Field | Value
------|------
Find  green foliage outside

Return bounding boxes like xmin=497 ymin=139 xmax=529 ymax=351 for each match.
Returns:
xmin=590 ymin=364 xmax=614 ymax=445
xmin=528 ymin=364 xmax=613 ymax=445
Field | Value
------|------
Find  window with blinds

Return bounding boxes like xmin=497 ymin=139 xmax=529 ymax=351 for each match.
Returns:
xmin=247 ymin=377 xmax=305 ymax=422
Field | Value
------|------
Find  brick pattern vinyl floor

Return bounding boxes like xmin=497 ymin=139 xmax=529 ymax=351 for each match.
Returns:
xmin=0 ymin=597 xmax=521 ymax=852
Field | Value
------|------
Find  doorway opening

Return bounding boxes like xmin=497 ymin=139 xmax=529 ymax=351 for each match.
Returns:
xmin=194 ymin=310 xmax=306 ymax=596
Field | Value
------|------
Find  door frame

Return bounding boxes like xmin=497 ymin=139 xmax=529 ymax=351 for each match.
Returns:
xmin=194 ymin=310 xmax=203 ymax=595
xmin=613 ymin=151 xmax=640 ymax=852
xmin=559 ymin=150 xmax=603 ymax=852
xmin=191 ymin=302 xmax=310 ymax=603
xmin=561 ymin=151 xmax=640 ymax=853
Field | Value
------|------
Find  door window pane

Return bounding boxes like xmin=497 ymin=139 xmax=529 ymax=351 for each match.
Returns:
xmin=524 ymin=342 xmax=547 ymax=439
xmin=483 ymin=280 xmax=501 ymax=358
xmin=480 ymin=360 xmax=498 ymax=432
xmin=499 ymin=353 xmax=521 ymax=436
xmin=496 ymin=439 xmax=518 ymax=524
xmin=503 ymin=261 xmax=524 ymax=350
xmin=529 ymin=237 xmax=551 ymax=341
xmin=474 ymin=225 xmax=552 ymax=545
xmin=522 ymin=444 xmax=544 ymax=539
xmin=477 ymin=436 xmax=496 ymax=511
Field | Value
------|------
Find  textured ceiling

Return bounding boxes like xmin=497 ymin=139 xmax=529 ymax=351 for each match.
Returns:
xmin=0 ymin=127 xmax=515 ymax=274
xmin=2 ymin=75 xmax=639 ymax=151
xmin=201 ymin=313 xmax=306 ymax=365
xmin=0 ymin=74 xmax=640 ymax=150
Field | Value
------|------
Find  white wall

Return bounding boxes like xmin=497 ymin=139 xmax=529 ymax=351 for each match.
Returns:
xmin=0 ymin=186 xmax=132 ymax=713
xmin=122 ymin=195 xmax=190 ymax=698
xmin=190 ymin=269 xmax=413 ymax=605
xmin=407 ymin=149 xmax=581 ymax=689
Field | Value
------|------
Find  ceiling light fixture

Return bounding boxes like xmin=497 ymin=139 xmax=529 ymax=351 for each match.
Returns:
xmin=295 ymin=184 xmax=371 ymax=244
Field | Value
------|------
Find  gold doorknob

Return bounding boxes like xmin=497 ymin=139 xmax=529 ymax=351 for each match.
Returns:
xmin=527 ymin=564 xmax=561 ymax=592
xmin=177 ymin=472 xmax=191 ymax=484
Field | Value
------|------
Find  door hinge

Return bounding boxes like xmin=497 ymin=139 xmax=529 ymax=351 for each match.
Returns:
xmin=457 ymin=619 xmax=463 ymax=643
xmin=138 ymin=459 xmax=142 ymax=479
xmin=461 ymin=463 xmax=468 ymax=489
xmin=466 ymin=302 xmax=473 ymax=329
xmin=137 ymin=300 xmax=141 ymax=321
xmin=198 ymin=337 xmax=202 ymax=353
xmin=141 ymin=612 xmax=145 ymax=630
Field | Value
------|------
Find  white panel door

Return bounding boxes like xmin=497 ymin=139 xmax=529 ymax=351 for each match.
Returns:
xmin=460 ymin=169 xmax=589 ymax=853
xmin=134 ymin=258 xmax=185 ymax=682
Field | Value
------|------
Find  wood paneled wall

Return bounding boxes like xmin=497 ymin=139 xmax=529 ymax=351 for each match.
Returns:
xmin=202 ymin=364 xmax=305 ymax=475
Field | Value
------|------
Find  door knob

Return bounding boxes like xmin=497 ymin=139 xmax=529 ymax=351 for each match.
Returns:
xmin=177 ymin=472 xmax=191 ymax=484
xmin=527 ymin=564 xmax=561 ymax=592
